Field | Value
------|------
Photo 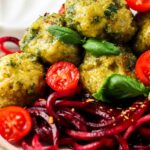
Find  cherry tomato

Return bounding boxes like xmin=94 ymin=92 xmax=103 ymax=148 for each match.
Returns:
xmin=0 ymin=106 xmax=32 ymax=142
xmin=46 ymin=62 xmax=79 ymax=93
xmin=126 ymin=0 xmax=150 ymax=12
xmin=59 ymin=4 xmax=65 ymax=14
xmin=136 ymin=50 xmax=150 ymax=85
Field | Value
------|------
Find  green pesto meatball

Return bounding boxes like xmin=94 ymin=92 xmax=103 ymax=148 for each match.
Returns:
xmin=134 ymin=12 xmax=150 ymax=53
xmin=20 ymin=13 xmax=81 ymax=66
xmin=105 ymin=0 xmax=137 ymax=43
xmin=0 ymin=53 xmax=46 ymax=108
xmin=79 ymin=49 xmax=136 ymax=94
xmin=65 ymin=0 xmax=136 ymax=42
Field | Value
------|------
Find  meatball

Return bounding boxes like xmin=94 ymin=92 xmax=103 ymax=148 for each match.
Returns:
xmin=134 ymin=12 xmax=150 ymax=53
xmin=79 ymin=49 xmax=136 ymax=94
xmin=0 ymin=53 xmax=46 ymax=108
xmin=20 ymin=13 xmax=81 ymax=66
xmin=65 ymin=0 xmax=136 ymax=42
xmin=105 ymin=0 xmax=137 ymax=43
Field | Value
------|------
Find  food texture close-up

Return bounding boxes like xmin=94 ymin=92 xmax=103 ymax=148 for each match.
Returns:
xmin=1 ymin=0 xmax=150 ymax=150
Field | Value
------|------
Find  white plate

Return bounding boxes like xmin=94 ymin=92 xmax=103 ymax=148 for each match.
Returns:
xmin=0 ymin=0 xmax=65 ymax=38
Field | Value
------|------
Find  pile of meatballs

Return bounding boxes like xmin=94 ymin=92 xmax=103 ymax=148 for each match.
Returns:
xmin=0 ymin=0 xmax=150 ymax=108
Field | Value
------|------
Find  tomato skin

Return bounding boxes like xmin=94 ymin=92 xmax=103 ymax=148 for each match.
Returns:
xmin=46 ymin=62 xmax=79 ymax=93
xmin=136 ymin=50 xmax=150 ymax=86
xmin=0 ymin=106 xmax=32 ymax=142
xmin=126 ymin=0 xmax=150 ymax=12
xmin=59 ymin=4 xmax=65 ymax=14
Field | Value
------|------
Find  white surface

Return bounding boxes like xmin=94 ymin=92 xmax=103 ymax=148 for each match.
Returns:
xmin=0 ymin=0 xmax=64 ymax=149
xmin=0 ymin=0 xmax=65 ymax=38
xmin=0 ymin=136 xmax=22 ymax=150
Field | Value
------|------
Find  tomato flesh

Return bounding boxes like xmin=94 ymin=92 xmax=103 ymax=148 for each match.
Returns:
xmin=0 ymin=106 xmax=32 ymax=142
xmin=136 ymin=50 xmax=150 ymax=85
xmin=126 ymin=0 xmax=150 ymax=12
xmin=46 ymin=62 xmax=79 ymax=93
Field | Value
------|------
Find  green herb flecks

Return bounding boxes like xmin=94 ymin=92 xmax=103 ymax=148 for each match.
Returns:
xmin=28 ymin=83 xmax=35 ymax=95
xmin=93 ymin=74 xmax=150 ymax=103
xmin=21 ymin=29 xmax=38 ymax=50
xmin=7 ymin=59 xmax=17 ymax=67
xmin=91 ymin=16 xmax=101 ymax=24
xmin=67 ymin=4 xmax=75 ymax=16
xmin=104 ymin=3 xmax=118 ymax=18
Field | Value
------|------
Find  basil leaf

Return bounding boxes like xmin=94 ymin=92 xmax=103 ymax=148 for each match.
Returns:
xmin=83 ymin=39 xmax=120 ymax=56
xmin=93 ymin=74 xmax=148 ymax=102
xmin=47 ymin=25 xmax=82 ymax=44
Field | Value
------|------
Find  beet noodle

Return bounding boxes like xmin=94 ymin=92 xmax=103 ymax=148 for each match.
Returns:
xmin=24 ymin=93 xmax=150 ymax=150
xmin=0 ymin=36 xmax=21 ymax=54
xmin=115 ymin=135 xmax=129 ymax=150
xmin=124 ymin=114 xmax=150 ymax=140
xmin=28 ymin=109 xmax=59 ymax=145
xmin=139 ymin=127 xmax=150 ymax=138
xmin=67 ymin=100 xmax=149 ymax=141
xmin=73 ymin=138 xmax=114 ymax=150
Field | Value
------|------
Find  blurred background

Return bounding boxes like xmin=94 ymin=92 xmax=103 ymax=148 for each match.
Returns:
xmin=0 ymin=0 xmax=65 ymax=38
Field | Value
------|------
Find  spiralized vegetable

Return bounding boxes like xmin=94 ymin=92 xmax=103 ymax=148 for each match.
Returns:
xmin=0 ymin=36 xmax=21 ymax=54
xmin=24 ymin=88 xmax=150 ymax=150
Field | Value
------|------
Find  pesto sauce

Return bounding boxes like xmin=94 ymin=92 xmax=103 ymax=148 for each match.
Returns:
xmin=7 ymin=59 xmax=17 ymax=67
xmin=27 ymin=83 xmax=36 ymax=95
xmin=21 ymin=28 xmax=38 ymax=50
xmin=67 ymin=4 xmax=75 ymax=16
xmin=16 ymin=81 xmax=23 ymax=88
xmin=104 ymin=3 xmax=118 ymax=18
xmin=66 ymin=4 xmax=76 ymax=26
xmin=91 ymin=16 xmax=101 ymax=24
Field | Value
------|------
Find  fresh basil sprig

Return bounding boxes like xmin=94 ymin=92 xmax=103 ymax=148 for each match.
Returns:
xmin=47 ymin=25 xmax=82 ymax=44
xmin=83 ymin=38 xmax=120 ymax=56
xmin=47 ymin=25 xmax=120 ymax=56
xmin=93 ymin=74 xmax=150 ymax=103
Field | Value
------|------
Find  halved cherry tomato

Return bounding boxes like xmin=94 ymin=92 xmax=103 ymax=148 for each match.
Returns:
xmin=126 ymin=0 xmax=150 ymax=12
xmin=136 ymin=50 xmax=150 ymax=85
xmin=59 ymin=4 xmax=65 ymax=14
xmin=46 ymin=61 xmax=79 ymax=93
xmin=0 ymin=106 xmax=32 ymax=142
